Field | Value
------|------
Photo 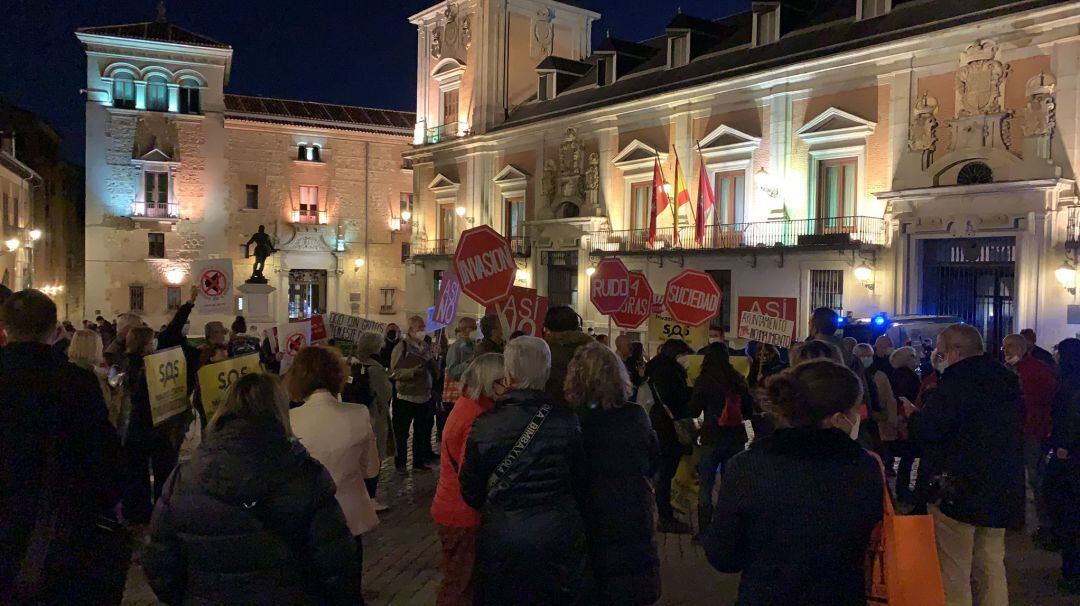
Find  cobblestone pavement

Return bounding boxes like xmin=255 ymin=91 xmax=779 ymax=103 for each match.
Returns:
xmin=123 ymin=445 xmax=1074 ymax=606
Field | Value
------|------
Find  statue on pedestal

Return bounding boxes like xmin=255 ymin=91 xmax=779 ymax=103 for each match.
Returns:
xmin=245 ymin=225 xmax=276 ymax=284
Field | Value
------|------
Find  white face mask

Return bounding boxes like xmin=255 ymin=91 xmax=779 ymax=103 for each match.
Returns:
xmin=859 ymin=356 xmax=874 ymax=369
xmin=709 ymin=337 xmax=725 ymax=345
xmin=1005 ymin=354 xmax=1021 ymax=366
xmin=838 ymin=412 xmax=861 ymax=440
xmin=677 ymin=355 xmax=692 ymax=370
xmin=933 ymin=359 xmax=948 ymax=374
xmin=469 ymin=329 xmax=483 ymax=341
xmin=411 ymin=330 xmax=427 ymax=341
xmin=151 ymin=338 xmax=159 ymax=352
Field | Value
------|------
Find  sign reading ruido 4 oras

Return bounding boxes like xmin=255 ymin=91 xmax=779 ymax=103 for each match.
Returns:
xmin=453 ymin=225 xmax=516 ymax=306
xmin=663 ymin=269 xmax=723 ymax=327
xmin=611 ymin=272 xmax=653 ymax=329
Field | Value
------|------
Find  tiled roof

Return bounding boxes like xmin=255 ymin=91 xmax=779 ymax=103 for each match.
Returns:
xmin=76 ymin=21 xmax=230 ymax=49
xmin=536 ymin=56 xmax=592 ymax=74
xmin=224 ymin=94 xmax=415 ymax=135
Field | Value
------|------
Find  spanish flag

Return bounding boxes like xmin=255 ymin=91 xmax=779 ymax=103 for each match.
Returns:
xmin=673 ymin=149 xmax=691 ymax=246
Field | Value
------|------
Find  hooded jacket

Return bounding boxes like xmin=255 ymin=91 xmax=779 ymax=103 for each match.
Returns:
xmin=543 ymin=330 xmax=594 ymax=406
xmin=143 ymin=418 xmax=358 ymax=605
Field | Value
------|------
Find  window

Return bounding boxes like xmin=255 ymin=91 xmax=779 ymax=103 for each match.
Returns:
xmin=401 ymin=242 xmax=410 ymax=262
xmin=442 ymin=89 xmax=459 ymax=135
xmin=245 ymin=184 xmax=259 ymax=209
xmin=309 ymin=145 xmax=321 ymax=162
xmin=596 ymin=57 xmax=609 ymax=86
xmin=439 ymin=205 xmax=455 ymax=242
xmin=13 ymin=197 xmax=19 ymax=228
xmin=167 ymin=286 xmax=182 ymax=310
xmin=297 ymin=144 xmax=321 ymax=162
xmin=380 ymin=288 xmax=396 ymax=314
xmin=2 ymin=193 xmax=7 ymax=226
xmin=287 ymin=269 xmax=327 ymax=320
xmin=713 ymin=171 xmax=746 ymax=224
xmin=670 ymin=35 xmax=689 ymax=68
xmin=129 ymin=285 xmax=145 ymax=313
xmin=860 ymin=0 xmax=890 ymax=19
xmin=148 ymin=232 xmax=165 ymax=258
xmin=146 ymin=75 xmax=169 ymax=112
xmin=755 ymin=6 xmax=779 ymax=45
xmin=809 ymin=269 xmax=843 ymax=315
xmin=538 ymin=74 xmax=552 ymax=101
xmin=433 ymin=270 xmax=444 ymax=299
xmin=630 ymin=182 xmax=650 ymax=231
xmin=144 ymin=171 xmax=170 ymax=217
xmin=505 ymin=196 xmax=525 ymax=239
xmin=399 ymin=192 xmax=414 ymax=220
xmin=298 ymin=185 xmax=319 ymax=223
xmin=112 ymin=73 xmax=136 ymax=109
xmin=816 ymin=158 xmax=857 ymax=219
xmin=178 ymin=80 xmax=200 ymax=114
xmin=297 ymin=144 xmax=307 ymax=161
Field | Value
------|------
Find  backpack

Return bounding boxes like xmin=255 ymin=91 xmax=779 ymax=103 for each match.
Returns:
xmin=344 ymin=363 xmax=374 ymax=408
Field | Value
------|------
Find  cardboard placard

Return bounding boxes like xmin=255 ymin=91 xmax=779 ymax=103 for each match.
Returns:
xmin=192 ymin=259 xmax=234 ymax=314
xmin=144 ymin=346 xmax=189 ymax=426
xmin=277 ymin=320 xmax=312 ymax=374
xmin=736 ymin=296 xmax=798 ymax=348
xmin=648 ymin=314 xmax=708 ymax=351
xmin=324 ymin=312 xmax=387 ymax=342
xmin=197 ymin=353 xmax=261 ymax=420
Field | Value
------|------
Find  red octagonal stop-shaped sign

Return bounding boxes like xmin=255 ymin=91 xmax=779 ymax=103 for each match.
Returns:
xmin=664 ymin=269 xmax=723 ymax=327
xmin=611 ymin=272 xmax=653 ymax=329
xmin=453 ymin=225 xmax=516 ymax=306
xmin=590 ymin=257 xmax=630 ymax=315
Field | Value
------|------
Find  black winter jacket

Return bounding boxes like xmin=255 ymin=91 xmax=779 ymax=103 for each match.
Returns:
xmin=688 ymin=371 xmax=753 ymax=450
xmin=143 ymin=418 xmax=358 ymax=605
xmin=645 ymin=355 xmax=692 ymax=455
xmin=579 ymin=403 xmax=661 ymax=606
xmin=907 ymin=354 xmax=1024 ymax=529
xmin=459 ymin=389 xmax=588 ymax=606
xmin=543 ymin=331 xmax=594 ymax=407
xmin=0 ymin=343 xmax=122 ymax=602
xmin=705 ymin=427 xmax=883 ymax=606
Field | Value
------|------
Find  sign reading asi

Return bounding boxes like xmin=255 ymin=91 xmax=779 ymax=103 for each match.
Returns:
xmin=488 ymin=286 xmax=548 ymax=337
xmin=432 ymin=268 xmax=462 ymax=328
xmin=453 ymin=225 xmax=516 ymax=306
xmin=736 ymin=296 xmax=798 ymax=348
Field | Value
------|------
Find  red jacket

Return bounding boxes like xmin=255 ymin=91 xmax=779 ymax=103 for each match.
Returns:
xmin=1015 ymin=355 xmax=1057 ymax=440
xmin=431 ymin=395 xmax=495 ymax=527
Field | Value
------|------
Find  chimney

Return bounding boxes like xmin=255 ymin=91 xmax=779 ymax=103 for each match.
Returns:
xmin=0 ymin=131 xmax=14 ymax=157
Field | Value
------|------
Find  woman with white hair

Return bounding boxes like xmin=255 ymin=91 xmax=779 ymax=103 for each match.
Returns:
xmin=458 ymin=336 xmax=588 ymax=606
xmin=431 ymin=353 xmax=504 ymax=606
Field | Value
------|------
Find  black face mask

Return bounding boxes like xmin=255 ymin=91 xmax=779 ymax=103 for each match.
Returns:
xmin=387 ymin=331 xmax=399 ymax=341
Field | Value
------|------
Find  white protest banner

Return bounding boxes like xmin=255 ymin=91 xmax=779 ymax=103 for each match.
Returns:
xmin=192 ymin=259 xmax=234 ymax=314
xmin=144 ymin=346 xmax=189 ymax=426
xmin=736 ymin=296 xmax=798 ymax=348
xmin=324 ymin=312 xmax=388 ymax=342
xmin=278 ymin=320 xmax=311 ymax=374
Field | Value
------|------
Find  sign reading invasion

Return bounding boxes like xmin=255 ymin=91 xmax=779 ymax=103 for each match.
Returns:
xmin=453 ymin=225 xmax=516 ymax=306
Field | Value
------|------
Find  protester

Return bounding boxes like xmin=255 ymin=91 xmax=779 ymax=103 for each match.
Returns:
xmin=288 ymin=345 xmax=380 ymax=600
xmin=566 ymin=342 xmax=661 ymax=606
xmin=542 ymin=305 xmax=592 ymax=406
xmin=645 ymin=338 xmax=695 ymax=534
xmin=1021 ymin=328 xmax=1056 ymax=369
xmin=872 ymin=334 xmax=896 ymax=383
xmin=905 ymin=324 xmax=1023 ymax=606
xmin=344 ymin=331 xmax=393 ymax=512
xmin=625 ymin=341 xmax=647 ymax=395
xmin=104 ymin=311 xmax=143 ymax=365
xmin=380 ymin=322 xmax=401 ymax=367
xmin=791 ymin=338 xmax=843 ymax=366
xmin=704 ymin=360 xmax=883 ymax=606
xmin=459 ymin=336 xmax=587 ymax=606
xmin=157 ymin=286 xmax=201 ymax=394
xmin=889 ymin=346 xmax=922 ymax=403
xmin=475 ymin=314 xmax=504 ymax=356
xmin=889 ymin=345 xmax=923 ymax=509
xmin=391 ymin=315 xmax=438 ymax=471
xmin=143 ymin=372 xmax=359 ymax=604
xmin=1002 ymin=333 xmax=1058 ymax=546
xmin=431 ymin=353 xmax=504 ymax=606
xmin=689 ymin=342 xmax=753 ymax=534
xmin=1046 ymin=338 xmax=1080 ymax=594
xmin=442 ymin=317 xmax=479 ymax=437
xmin=119 ymin=325 xmax=185 ymax=523
xmin=68 ymin=328 xmax=124 ymax=429
xmin=0 ymin=290 xmax=124 ymax=604
xmin=227 ymin=315 xmax=260 ymax=357
xmin=747 ymin=342 xmax=786 ymax=388
xmin=614 ymin=334 xmax=632 ymax=362
xmin=807 ymin=307 xmax=848 ymax=362
xmin=855 ymin=342 xmax=899 ymax=458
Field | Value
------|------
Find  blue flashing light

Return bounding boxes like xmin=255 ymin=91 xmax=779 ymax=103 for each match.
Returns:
xmin=837 ymin=316 xmax=846 ymax=326
xmin=872 ymin=314 xmax=887 ymax=327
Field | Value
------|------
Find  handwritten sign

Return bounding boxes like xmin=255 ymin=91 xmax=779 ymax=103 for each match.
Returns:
xmin=144 ymin=346 xmax=189 ymax=426
xmin=197 ymin=353 xmax=261 ymax=421
xmin=736 ymin=296 xmax=798 ymax=348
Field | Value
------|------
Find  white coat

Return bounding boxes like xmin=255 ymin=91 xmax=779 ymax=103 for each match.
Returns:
xmin=290 ymin=389 xmax=380 ymax=535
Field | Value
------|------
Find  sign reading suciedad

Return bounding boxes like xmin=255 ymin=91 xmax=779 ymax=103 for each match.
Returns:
xmin=663 ymin=269 xmax=723 ymax=327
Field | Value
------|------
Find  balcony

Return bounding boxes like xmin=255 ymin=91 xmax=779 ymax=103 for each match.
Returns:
xmin=424 ymin=123 xmax=459 ymax=145
xmin=1067 ymin=207 xmax=1080 ymax=250
xmin=411 ymin=238 xmax=456 ymax=257
xmin=510 ymin=236 xmax=531 ymax=257
xmin=588 ymin=216 xmax=885 ymax=255
xmin=131 ymin=201 xmax=179 ymax=221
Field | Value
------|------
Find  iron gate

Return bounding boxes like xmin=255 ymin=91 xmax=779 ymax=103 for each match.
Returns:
xmin=921 ymin=237 xmax=1014 ymax=348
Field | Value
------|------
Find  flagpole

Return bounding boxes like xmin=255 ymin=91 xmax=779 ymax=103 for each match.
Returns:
xmin=658 ymin=151 xmax=677 ymax=245
xmin=680 ymin=145 xmax=698 ymax=228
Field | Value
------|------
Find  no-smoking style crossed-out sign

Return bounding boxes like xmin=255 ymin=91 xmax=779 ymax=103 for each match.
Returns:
xmin=192 ymin=259 xmax=234 ymax=314
xmin=285 ymin=332 xmax=307 ymax=355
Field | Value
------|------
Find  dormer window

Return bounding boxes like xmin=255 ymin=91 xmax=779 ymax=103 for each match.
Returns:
xmin=669 ymin=34 xmax=689 ymax=68
xmin=297 ymin=144 xmax=322 ymax=162
xmin=858 ymin=0 xmax=890 ymax=20
xmin=596 ymin=57 xmax=613 ymax=86
xmin=753 ymin=3 xmax=779 ymax=46
xmin=538 ymin=73 xmax=553 ymax=101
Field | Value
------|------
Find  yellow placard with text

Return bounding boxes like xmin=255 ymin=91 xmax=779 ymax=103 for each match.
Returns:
xmin=197 ymin=353 xmax=261 ymax=421
xmin=145 ymin=346 xmax=189 ymax=426
xmin=648 ymin=315 xmax=708 ymax=352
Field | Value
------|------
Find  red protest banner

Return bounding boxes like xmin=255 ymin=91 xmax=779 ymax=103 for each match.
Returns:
xmin=664 ymin=269 xmax=723 ymax=327
xmin=589 ymin=258 xmax=630 ymax=315
xmin=736 ymin=296 xmax=799 ymax=348
xmin=611 ymin=272 xmax=653 ymax=329
xmin=432 ymin=268 xmax=461 ymax=328
xmin=310 ymin=315 xmax=328 ymax=343
xmin=490 ymin=286 xmax=547 ymax=337
xmin=453 ymin=225 xmax=516 ymax=306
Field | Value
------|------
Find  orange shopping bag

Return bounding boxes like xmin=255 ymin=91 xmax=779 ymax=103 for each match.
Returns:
xmin=865 ymin=456 xmax=945 ymax=606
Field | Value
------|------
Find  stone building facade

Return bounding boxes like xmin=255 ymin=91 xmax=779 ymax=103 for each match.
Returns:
xmin=77 ymin=14 xmax=414 ymax=329
xmin=404 ymin=0 xmax=1080 ymax=349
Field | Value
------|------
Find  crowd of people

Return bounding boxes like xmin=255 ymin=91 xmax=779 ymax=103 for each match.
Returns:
xmin=1 ymin=280 xmax=1079 ymax=605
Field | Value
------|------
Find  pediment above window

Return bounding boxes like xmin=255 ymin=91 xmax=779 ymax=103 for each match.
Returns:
xmin=493 ymin=165 xmax=529 ymax=190
xmin=432 ymin=58 xmax=466 ymax=82
xmin=611 ymin=139 xmax=667 ymax=174
xmin=699 ymin=124 xmax=761 ymax=162
xmin=796 ymin=107 xmax=876 ymax=146
xmin=132 ymin=146 xmax=179 ymax=168
xmin=428 ymin=173 xmax=460 ymax=199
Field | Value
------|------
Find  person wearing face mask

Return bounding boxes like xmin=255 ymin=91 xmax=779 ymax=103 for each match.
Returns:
xmin=1002 ymin=333 xmax=1058 ymax=548
xmin=704 ymin=359 xmax=883 ymax=606
xmin=904 ymin=324 xmax=1023 ymax=606
xmin=871 ymin=335 xmax=897 ymax=385
xmin=380 ymin=323 xmax=402 ymax=367
xmin=889 ymin=346 xmax=923 ymax=512
xmin=390 ymin=316 xmax=438 ymax=472
xmin=475 ymin=314 xmax=504 ymax=356
xmin=441 ymin=317 xmax=480 ymax=444
xmin=644 ymin=338 xmax=695 ymax=534
xmin=854 ymin=343 xmax=898 ymax=460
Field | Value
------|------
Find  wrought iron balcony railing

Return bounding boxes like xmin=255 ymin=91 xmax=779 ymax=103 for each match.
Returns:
xmin=424 ymin=123 xmax=460 ymax=145
xmin=1067 ymin=206 xmax=1080 ymax=249
xmin=509 ymin=236 xmax=530 ymax=257
xmin=588 ymin=216 xmax=886 ymax=254
xmin=411 ymin=238 xmax=456 ymax=257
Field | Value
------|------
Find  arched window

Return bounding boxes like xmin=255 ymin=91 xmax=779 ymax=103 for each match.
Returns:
xmin=113 ymin=73 xmax=136 ymax=109
xmin=146 ymin=75 xmax=169 ymax=112
xmin=178 ymin=78 xmax=201 ymax=114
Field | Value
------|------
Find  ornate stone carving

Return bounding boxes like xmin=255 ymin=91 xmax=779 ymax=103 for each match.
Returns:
xmin=532 ymin=8 xmax=555 ymax=58
xmin=1022 ymin=71 xmax=1056 ymax=137
xmin=461 ymin=14 xmax=472 ymax=50
xmin=431 ymin=27 xmax=442 ymax=59
xmin=443 ymin=4 xmax=460 ymax=48
xmin=955 ymin=40 xmax=1009 ymax=117
xmin=542 ymin=159 xmax=557 ymax=198
xmin=540 ymin=127 xmax=601 ymax=218
xmin=908 ymin=92 xmax=938 ymax=169
xmin=430 ymin=4 xmax=471 ymax=61
xmin=585 ymin=153 xmax=600 ymax=192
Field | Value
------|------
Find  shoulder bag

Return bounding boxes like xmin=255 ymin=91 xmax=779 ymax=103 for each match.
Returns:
xmin=486 ymin=402 xmax=554 ymax=495
xmin=649 ymin=381 xmax=698 ymax=447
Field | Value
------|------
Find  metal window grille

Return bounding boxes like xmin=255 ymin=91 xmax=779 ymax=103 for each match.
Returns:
xmin=809 ymin=269 xmax=843 ymax=314
xmin=129 ymin=285 xmax=145 ymax=313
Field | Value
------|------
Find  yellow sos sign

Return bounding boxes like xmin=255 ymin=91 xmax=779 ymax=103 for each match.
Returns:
xmin=197 ymin=353 xmax=261 ymax=420
xmin=647 ymin=315 xmax=708 ymax=351
xmin=145 ymin=346 xmax=189 ymax=426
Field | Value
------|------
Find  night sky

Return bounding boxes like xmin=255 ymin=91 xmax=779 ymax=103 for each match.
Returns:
xmin=0 ymin=0 xmax=747 ymax=163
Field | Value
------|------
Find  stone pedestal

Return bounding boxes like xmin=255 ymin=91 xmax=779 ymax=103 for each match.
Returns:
xmin=238 ymin=282 xmax=276 ymax=324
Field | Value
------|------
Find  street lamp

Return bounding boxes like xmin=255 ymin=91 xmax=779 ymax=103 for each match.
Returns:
xmin=854 ymin=263 xmax=874 ymax=292
xmin=28 ymin=229 xmax=42 ymax=242
xmin=401 ymin=209 xmax=412 ymax=222
xmin=585 ymin=266 xmax=596 ymax=277
xmin=354 ymin=257 xmax=365 ymax=273
xmin=5 ymin=238 xmax=19 ymax=252
xmin=454 ymin=205 xmax=467 ymax=218
xmin=1056 ymin=261 xmax=1076 ymax=295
